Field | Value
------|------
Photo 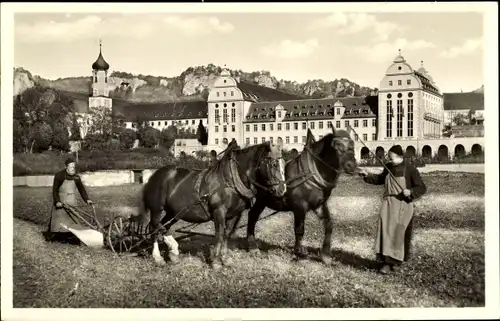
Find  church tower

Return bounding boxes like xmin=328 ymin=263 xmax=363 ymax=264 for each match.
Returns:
xmin=89 ymin=40 xmax=112 ymax=110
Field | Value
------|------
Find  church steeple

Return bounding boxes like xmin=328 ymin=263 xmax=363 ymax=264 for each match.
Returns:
xmin=92 ymin=40 xmax=110 ymax=71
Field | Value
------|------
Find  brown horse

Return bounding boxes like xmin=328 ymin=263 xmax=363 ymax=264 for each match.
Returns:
xmin=137 ymin=140 xmax=287 ymax=269
xmin=244 ymin=128 xmax=357 ymax=265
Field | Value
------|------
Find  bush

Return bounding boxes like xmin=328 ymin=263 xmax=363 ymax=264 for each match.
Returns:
xmin=51 ymin=122 xmax=70 ymax=152
xmin=31 ymin=122 xmax=53 ymax=152
xmin=119 ymin=129 xmax=137 ymax=150
xmin=139 ymin=127 xmax=161 ymax=148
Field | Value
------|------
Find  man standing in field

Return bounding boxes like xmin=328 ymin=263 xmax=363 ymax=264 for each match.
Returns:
xmin=44 ymin=157 xmax=93 ymax=244
xmin=358 ymin=145 xmax=427 ymax=274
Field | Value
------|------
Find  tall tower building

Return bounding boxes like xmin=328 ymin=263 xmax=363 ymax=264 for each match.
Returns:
xmin=89 ymin=40 xmax=112 ymax=110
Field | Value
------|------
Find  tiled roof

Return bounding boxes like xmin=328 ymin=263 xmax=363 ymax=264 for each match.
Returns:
xmin=236 ymin=81 xmax=308 ymax=102
xmin=443 ymin=92 xmax=484 ymax=112
xmin=243 ymin=96 xmax=378 ymax=123
xmin=414 ymin=71 xmax=441 ymax=96
xmin=113 ymin=100 xmax=207 ymax=121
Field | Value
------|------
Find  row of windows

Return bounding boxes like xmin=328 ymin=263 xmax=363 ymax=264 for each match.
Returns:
xmin=216 ymin=91 xmax=235 ymax=98
xmin=215 ymin=102 xmax=236 ymax=108
xmin=214 ymin=133 xmax=378 ymax=146
xmin=386 ymin=99 xmax=415 ymax=138
xmin=389 ymin=79 xmax=412 ymax=86
xmin=239 ymin=119 xmax=377 ymax=132
xmin=129 ymin=119 xmax=203 ymax=128
xmin=214 ymin=109 xmax=236 ymax=123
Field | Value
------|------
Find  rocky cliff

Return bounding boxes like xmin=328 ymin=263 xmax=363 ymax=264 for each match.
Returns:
xmin=14 ymin=64 xmax=378 ymax=102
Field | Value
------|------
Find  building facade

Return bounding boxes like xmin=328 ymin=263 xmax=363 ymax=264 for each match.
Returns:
xmin=92 ymin=47 xmax=484 ymax=160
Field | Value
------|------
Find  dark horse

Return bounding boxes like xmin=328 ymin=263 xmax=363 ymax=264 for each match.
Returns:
xmin=136 ymin=140 xmax=287 ymax=269
xmin=244 ymin=128 xmax=358 ymax=265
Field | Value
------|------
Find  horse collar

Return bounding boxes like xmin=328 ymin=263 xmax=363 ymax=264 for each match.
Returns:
xmin=302 ymin=146 xmax=337 ymax=190
xmin=229 ymin=157 xmax=256 ymax=199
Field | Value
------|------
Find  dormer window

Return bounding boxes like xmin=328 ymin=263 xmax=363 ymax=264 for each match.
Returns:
xmin=246 ymin=116 xmax=250 ymax=120
xmin=301 ymin=112 xmax=307 ymax=117
xmin=327 ymin=104 xmax=331 ymax=108
xmin=318 ymin=105 xmax=322 ymax=108
xmin=345 ymin=110 xmax=351 ymax=115
xmin=310 ymin=105 xmax=314 ymax=109
xmin=294 ymin=113 xmax=299 ymax=117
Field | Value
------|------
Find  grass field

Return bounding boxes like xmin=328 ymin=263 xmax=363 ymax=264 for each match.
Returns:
xmin=13 ymin=172 xmax=485 ymax=308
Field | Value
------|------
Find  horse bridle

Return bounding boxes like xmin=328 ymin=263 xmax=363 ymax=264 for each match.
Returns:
xmin=229 ymin=153 xmax=285 ymax=195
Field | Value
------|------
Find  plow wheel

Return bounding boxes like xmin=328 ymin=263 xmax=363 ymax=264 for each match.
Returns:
xmin=107 ymin=216 xmax=140 ymax=254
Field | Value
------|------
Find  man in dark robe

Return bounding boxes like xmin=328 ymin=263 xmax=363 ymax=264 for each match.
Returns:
xmin=359 ymin=145 xmax=427 ymax=274
xmin=44 ymin=157 xmax=93 ymax=244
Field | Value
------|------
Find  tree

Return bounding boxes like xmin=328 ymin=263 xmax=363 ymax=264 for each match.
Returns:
xmin=119 ymin=128 xmax=137 ymax=150
xmin=88 ymin=106 xmax=113 ymax=138
xmin=140 ymin=127 xmax=161 ymax=148
xmin=31 ymin=122 xmax=53 ymax=152
xmin=70 ymin=114 xmax=82 ymax=141
xmin=196 ymin=120 xmax=208 ymax=145
xmin=160 ymin=126 xmax=177 ymax=150
xmin=452 ymin=113 xmax=470 ymax=126
xmin=51 ymin=122 xmax=70 ymax=152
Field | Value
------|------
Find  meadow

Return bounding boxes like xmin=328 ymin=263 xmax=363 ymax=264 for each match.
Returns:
xmin=12 ymin=172 xmax=485 ymax=308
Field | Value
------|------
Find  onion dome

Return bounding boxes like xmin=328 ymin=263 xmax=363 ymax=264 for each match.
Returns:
xmin=220 ymin=65 xmax=231 ymax=77
xmin=92 ymin=40 xmax=109 ymax=71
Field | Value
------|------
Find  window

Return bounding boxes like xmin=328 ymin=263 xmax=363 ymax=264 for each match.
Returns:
xmin=231 ymin=91 xmax=234 ymax=96
xmin=231 ymin=109 xmax=236 ymax=123
xmin=363 ymin=120 xmax=368 ymax=127
xmin=302 ymin=122 xmax=307 ymax=130
xmin=232 ymin=125 xmax=235 ymax=132
xmin=270 ymin=137 xmax=274 ymax=144
xmin=354 ymin=120 xmax=359 ymax=128
xmin=223 ymin=92 xmax=227 ymax=97
xmin=372 ymin=133 xmax=376 ymax=141
xmin=254 ymin=137 xmax=258 ymax=144
xmin=386 ymin=100 xmax=393 ymax=138
xmin=278 ymin=111 xmax=282 ymax=118
xmin=286 ymin=136 xmax=290 ymax=144
xmin=301 ymin=136 xmax=306 ymax=143
xmin=262 ymin=124 xmax=266 ymax=131
xmin=389 ymin=81 xmax=393 ymax=86
xmin=246 ymin=138 xmax=250 ymax=145
xmin=278 ymin=123 xmax=282 ymax=131
xmin=270 ymin=124 xmax=274 ymax=131
xmin=310 ymin=122 xmax=315 ymax=130
xmin=397 ymin=99 xmax=403 ymax=137
xmin=336 ymin=108 xmax=340 ymax=115
xmin=336 ymin=121 xmax=340 ymax=128
xmin=223 ymin=109 xmax=228 ymax=123
xmin=246 ymin=125 xmax=250 ymax=132
xmin=319 ymin=122 xmax=323 ymax=129
xmin=398 ymin=80 xmax=402 ymax=86
xmin=293 ymin=136 xmax=298 ymax=143
xmin=354 ymin=134 xmax=359 ymax=141
xmin=363 ymin=134 xmax=368 ymax=141
xmin=215 ymin=138 xmax=219 ymax=144
xmin=407 ymin=79 xmax=411 ymax=85
xmin=185 ymin=120 xmax=189 ymax=125
xmin=372 ymin=119 xmax=376 ymax=127
xmin=223 ymin=125 xmax=227 ymax=133
xmin=344 ymin=120 xmax=349 ymax=128
xmin=327 ymin=121 xmax=333 ymax=128
xmin=294 ymin=123 xmax=298 ymax=130
xmin=215 ymin=126 xmax=219 ymax=133
xmin=262 ymin=137 xmax=265 ymax=143
xmin=407 ymin=99 xmax=414 ymax=137
xmin=286 ymin=123 xmax=290 ymax=130
xmin=216 ymin=92 xmax=220 ymax=97
xmin=254 ymin=124 xmax=258 ymax=132
xmin=223 ymin=138 xmax=228 ymax=145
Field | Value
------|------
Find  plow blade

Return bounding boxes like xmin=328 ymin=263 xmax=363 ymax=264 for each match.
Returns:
xmin=60 ymin=223 xmax=105 ymax=249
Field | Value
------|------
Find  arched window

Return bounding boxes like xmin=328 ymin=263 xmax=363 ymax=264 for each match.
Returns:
xmin=222 ymin=138 xmax=228 ymax=145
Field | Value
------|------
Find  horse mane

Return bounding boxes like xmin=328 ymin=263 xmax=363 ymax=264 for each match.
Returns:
xmin=213 ymin=142 xmax=269 ymax=172
xmin=310 ymin=133 xmax=335 ymax=156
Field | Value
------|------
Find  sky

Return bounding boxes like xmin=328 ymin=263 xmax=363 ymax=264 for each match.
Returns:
xmin=13 ymin=11 xmax=484 ymax=93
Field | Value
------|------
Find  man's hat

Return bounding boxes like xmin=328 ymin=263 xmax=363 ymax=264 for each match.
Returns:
xmin=388 ymin=145 xmax=404 ymax=157
xmin=65 ymin=157 xmax=76 ymax=166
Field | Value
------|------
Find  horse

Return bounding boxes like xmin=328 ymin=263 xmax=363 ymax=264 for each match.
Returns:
xmin=244 ymin=128 xmax=358 ymax=265
xmin=136 ymin=140 xmax=287 ymax=269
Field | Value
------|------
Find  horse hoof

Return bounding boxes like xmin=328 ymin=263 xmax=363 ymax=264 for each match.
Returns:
xmin=248 ymin=247 xmax=260 ymax=255
xmin=168 ymin=252 xmax=180 ymax=265
xmin=222 ymin=256 xmax=234 ymax=266
xmin=154 ymin=257 xmax=167 ymax=266
xmin=211 ymin=261 xmax=223 ymax=270
xmin=321 ymin=255 xmax=333 ymax=266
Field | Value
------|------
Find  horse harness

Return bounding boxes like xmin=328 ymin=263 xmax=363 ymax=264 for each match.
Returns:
xmin=285 ymin=146 xmax=339 ymax=191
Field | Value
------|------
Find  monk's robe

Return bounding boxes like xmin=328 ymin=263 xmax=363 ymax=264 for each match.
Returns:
xmin=363 ymin=160 xmax=427 ymax=265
